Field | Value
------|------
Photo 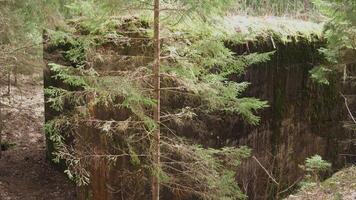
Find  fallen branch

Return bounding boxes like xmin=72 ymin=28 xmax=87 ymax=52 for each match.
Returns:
xmin=252 ymin=156 xmax=279 ymax=185
xmin=278 ymin=177 xmax=302 ymax=195
xmin=340 ymin=93 xmax=356 ymax=125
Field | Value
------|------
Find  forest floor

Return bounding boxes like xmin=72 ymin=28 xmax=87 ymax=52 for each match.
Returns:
xmin=0 ymin=75 xmax=76 ymax=200
xmin=286 ymin=166 xmax=356 ymax=200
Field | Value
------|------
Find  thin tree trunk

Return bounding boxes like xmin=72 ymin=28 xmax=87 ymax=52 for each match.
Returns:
xmin=152 ymin=0 xmax=161 ymax=199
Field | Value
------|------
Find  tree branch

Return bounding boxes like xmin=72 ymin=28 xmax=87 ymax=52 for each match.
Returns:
xmin=340 ymin=93 xmax=356 ymax=125
xmin=252 ymin=156 xmax=279 ymax=185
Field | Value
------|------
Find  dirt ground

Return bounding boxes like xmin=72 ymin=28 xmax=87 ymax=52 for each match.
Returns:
xmin=0 ymin=75 xmax=76 ymax=200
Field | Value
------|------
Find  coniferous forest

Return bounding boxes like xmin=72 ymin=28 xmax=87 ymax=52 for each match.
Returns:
xmin=0 ymin=0 xmax=355 ymax=200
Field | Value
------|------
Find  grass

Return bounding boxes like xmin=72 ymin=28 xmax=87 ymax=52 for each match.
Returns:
xmin=224 ymin=15 xmax=323 ymax=44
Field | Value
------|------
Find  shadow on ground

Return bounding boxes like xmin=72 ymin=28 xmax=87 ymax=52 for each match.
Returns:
xmin=0 ymin=76 xmax=76 ymax=200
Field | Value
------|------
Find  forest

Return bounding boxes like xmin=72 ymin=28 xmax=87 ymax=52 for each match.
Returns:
xmin=0 ymin=0 xmax=355 ymax=200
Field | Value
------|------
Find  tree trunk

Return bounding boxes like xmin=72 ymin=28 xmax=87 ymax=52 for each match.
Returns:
xmin=152 ymin=0 xmax=161 ymax=199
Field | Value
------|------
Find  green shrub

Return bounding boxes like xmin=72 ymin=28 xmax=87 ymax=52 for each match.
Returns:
xmin=299 ymin=155 xmax=331 ymax=189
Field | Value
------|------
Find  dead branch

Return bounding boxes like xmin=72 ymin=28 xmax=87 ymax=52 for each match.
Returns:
xmin=340 ymin=93 xmax=356 ymax=125
xmin=252 ymin=156 xmax=279 ymax=185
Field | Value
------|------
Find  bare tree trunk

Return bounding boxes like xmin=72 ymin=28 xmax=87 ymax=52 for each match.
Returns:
xmin=152 ymin=0 xmax=161 ymax=199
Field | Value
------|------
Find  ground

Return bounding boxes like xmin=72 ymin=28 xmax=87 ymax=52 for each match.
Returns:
xmin=0 ymin=75 xmax=76 ymax=200
xmin=286 ymin=166 xmax=356 ymax=200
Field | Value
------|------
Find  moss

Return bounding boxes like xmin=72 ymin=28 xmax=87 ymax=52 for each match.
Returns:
xmin=225 ymin=16 xmax=323 ymax=45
